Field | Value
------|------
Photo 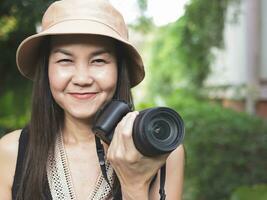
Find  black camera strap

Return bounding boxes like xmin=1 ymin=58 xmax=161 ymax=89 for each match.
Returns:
xmin=95 ymin=136 xmax=167 ymax=200
xmin=159 ymin=164 xmax=166 ymax=200
xmin=95 ymin=136 xmax=112 ymax=189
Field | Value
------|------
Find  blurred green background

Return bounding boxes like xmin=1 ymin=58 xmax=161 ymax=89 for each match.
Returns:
xmin=0 ymin=0 xmax=266 ymax=199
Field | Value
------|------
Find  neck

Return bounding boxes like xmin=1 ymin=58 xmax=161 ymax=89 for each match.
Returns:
xmin=62 ymin=113 xmax=95 ymax=145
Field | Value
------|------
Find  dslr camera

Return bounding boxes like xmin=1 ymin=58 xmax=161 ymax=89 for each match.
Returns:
xmin=93 ymin=100 xmax=185 ymax=157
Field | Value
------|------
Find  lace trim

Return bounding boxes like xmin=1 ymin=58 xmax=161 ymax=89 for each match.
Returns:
xmin=47 ymin=133 xmax=114 ymax=200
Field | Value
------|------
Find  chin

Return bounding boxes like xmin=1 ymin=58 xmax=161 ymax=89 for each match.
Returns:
xmin=72 ymin=110 xmax=96 ymax=120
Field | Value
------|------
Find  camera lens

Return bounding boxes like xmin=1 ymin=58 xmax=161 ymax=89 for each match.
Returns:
xmin=149 ymin=120 xmax=170 ymax=140
xmin=133 ymin=107 xmax=184 ymax=157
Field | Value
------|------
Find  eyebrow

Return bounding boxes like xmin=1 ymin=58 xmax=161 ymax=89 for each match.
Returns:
xmin=51 ymin=48 xmax=114 ymax=57
xmin=91 ymin=49 xmax=113 ymax=57
xmin=51 ymin=48 xmax=73 ymax=56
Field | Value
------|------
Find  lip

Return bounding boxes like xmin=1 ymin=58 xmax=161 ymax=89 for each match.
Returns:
xmin=68 ymin=92 xmax=98 ymax=100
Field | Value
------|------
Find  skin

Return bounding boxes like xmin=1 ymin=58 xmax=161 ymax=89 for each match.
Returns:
xmin=0 ymin=35 xmax=184 ymax=200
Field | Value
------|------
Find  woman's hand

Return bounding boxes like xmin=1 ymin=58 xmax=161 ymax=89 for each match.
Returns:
xmin=107 ymin=111 xmax=169 ymax=200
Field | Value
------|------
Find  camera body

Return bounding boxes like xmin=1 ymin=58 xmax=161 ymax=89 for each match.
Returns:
xmin=93 ymin=100 xmax=185 ymax=157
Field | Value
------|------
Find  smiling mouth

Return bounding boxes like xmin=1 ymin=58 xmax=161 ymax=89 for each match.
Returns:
xmin=69 ymin=92 xmax=98 ymax=100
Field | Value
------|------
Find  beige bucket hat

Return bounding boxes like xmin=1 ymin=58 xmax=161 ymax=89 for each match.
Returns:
xmin=16 ymin=0 xmax=145 ymax=87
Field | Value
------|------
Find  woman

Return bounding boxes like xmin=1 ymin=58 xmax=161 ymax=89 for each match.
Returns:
xmin=0 ymin=0 xmax=184 ymax=199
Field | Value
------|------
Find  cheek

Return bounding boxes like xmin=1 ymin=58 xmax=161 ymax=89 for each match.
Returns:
xmin=48 ymin=63 xmax=72 ymax=92
xmin=94 ymin=65 xmax=118 ymax=92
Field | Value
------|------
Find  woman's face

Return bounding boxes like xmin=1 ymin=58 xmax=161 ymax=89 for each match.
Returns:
xmin=48 ymin=35 xmax=118 ymax=121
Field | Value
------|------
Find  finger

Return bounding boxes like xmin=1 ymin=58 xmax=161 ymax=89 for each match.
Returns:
xmin=108 ymin=111 xmax=139 ymax=161
xmin=107 ymin=113 xmax=132 ymax=160
xmin=121 ymin=111 xmax=139 ymax=137
xmin=118 ymin=111 xmax=138 ymax=127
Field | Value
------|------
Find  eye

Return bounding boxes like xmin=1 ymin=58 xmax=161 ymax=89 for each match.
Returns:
xmin=92 ymin=59 xmax=107 ymax=65
xmin=57 ymin=59 xmax=73 ymax=64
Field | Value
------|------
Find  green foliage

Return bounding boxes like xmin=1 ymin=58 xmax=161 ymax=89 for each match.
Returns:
xmin=178 ymin=0 xmax=239 ymax=86
xmin=136 ymin=1 xmax=266 ymax=197
xmin=230 ymin=184 xmax=267 ymax=200
xmin=145 ymin=21 xmax=186 ymax=96
xmin=129 ymin=15 xmax=154 ymax=34
xmin=145 ymin=0 xmax=240 ymax=96
xmin=0 ymin=0 xmax=52 ymax=134
xmin=175 ymin=98 xmax=266 ymax=200
xmin=137 ymin=91 xmax=267 ymax=200
xmin=131 ymin=0 xmax=154 ymax=33
xmin=0 ymin=86 xmax=32 ymax=137
xmin=0 ymin=0 xmax=52 ymax=93
xmin=137 ymin=0 xmax=147 ymax=14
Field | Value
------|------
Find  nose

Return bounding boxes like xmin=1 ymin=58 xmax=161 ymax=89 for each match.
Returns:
xmin=72 ymin=63 xmax=94 ymax=86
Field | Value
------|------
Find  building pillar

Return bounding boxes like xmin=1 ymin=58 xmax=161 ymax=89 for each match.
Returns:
xmin=245 ymin=0 xmax=261 ymax=115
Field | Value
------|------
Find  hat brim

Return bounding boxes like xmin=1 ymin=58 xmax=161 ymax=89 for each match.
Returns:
xmin=16 ymin=19 xmax=145 ymax=87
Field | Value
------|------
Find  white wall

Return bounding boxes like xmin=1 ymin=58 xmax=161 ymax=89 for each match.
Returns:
xmin=206 ymin=0 xmax=267 ymax=83
xmin=205 ymin=2 xmax=247 ymax=86
xmin=260 ymin=0 xmax=267 ymax=80
xmin=205 ymin=0 xmax=267 ymax=102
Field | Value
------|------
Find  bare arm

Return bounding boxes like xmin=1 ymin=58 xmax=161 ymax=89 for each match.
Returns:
xmin=149 ymin=145 xmax=185 ymax=200
xmin=107 ymin=112 xmax=167 ymax=199
xmin=0 ymin=130 xmax=21 ymax=200
xmin=107 ymin=112 xmax=184 ymax=200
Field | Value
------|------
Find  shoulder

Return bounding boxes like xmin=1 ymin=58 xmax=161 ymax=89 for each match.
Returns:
xmin=167 ymin=144 xmax=185 ymax=169
xmin=0 ymin=129 xmax=22 ymax=160
xmin=0 ymin=130 xmax=22 ymax=187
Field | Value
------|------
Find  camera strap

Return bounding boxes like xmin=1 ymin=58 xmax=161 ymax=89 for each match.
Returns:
xmin=159 ymin=164 xmax=166 ymax=200
xmin=95 ymin=136 xmax=167 ymax=200
xmin=95 ymin=136 xmax=112 ymax=189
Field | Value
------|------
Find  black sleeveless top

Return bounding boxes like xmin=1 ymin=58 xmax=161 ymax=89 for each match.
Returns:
xmin=12 ymin=128 xmax=52 ymax=200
